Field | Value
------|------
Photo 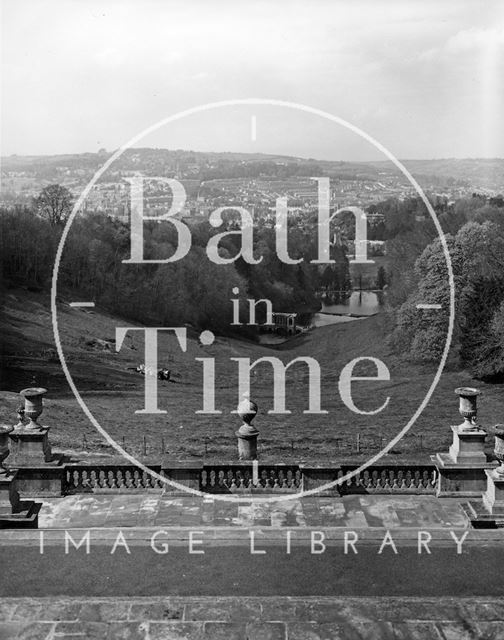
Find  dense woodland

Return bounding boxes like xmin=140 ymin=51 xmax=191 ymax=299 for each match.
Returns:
xmin=1 ymin=185 xmax=338 ymax=338
xmin=2 ymin=185 xmax=504 ymax=379
xmin=387 ymin=194 xmax=504 ymax=380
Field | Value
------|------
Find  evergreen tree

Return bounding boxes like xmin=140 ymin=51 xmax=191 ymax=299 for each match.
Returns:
xmin=376 ymin=266 xmax=387 ymax=289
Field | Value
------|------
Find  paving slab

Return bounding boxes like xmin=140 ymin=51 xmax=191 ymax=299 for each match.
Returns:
xmin=36 ymin=494 xmax=470 ymax=530
xmin=0 ymin=597 xmax=502 ymax=640
xmin=1 ymin=493 xmax=502 ymax=636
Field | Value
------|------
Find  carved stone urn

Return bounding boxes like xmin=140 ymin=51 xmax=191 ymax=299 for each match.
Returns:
xmin=10 ymin=387 xmax=53 ymax=465
xmin=19 ymin=387 xmax=47 ymax=429
xmin=236 ymin=396 xmax=259 ymax=461
xmin=0 ymin=425 xmax=14 ymax=474
xmin=493 ymin=425 xmax=504 ymax=477
xmin=455 ymin=387 xmax=480 ymax=432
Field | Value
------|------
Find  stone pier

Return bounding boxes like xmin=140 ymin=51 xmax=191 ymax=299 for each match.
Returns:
xmin=433 ymin=387 xmax=494 ymax=497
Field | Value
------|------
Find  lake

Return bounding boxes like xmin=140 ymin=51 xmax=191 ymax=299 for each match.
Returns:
xmin=312 ymin=291 xmax=381 ymax=327
xmin=257 ymin=291 xmax=382 ymax=342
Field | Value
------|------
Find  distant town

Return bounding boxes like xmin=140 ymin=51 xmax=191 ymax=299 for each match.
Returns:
xmin=2 ymin=150 xmax=503 ymax=230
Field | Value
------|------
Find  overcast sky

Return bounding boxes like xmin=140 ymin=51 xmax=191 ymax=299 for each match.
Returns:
xmin=1 ymin=0 xmax=503 ymax=159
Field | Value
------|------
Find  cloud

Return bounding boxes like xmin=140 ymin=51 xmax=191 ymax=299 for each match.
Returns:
xmin=446 ymin=27 xmax=504 ymax=53
xmin=419 ymin=26 xmax=504 ymax=60
xmin=1 ymin=0 xmax=503 ymax=157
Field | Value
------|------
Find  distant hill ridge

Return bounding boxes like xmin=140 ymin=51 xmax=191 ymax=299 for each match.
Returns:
xmin=2 ymin=149 xmax=503 ymax=177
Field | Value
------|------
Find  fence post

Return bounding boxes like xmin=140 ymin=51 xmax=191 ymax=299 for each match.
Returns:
xmin=356 ymin=433 xmax=361 ymax=453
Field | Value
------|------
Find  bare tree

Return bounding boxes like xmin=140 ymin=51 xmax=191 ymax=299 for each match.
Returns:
xmin=33 ymin=184 xmax=73 ymax=226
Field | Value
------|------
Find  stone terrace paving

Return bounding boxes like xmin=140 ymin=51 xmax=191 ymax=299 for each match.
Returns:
xmin=1 ymin=596 xmax=504 ymax=640
xmin=3 ymin=495 xmax=504 ymax=638
xmin=37 ymin=493 xmax=469 ymax=529
xmin=0 ymin=494 xmax=489 ymax=638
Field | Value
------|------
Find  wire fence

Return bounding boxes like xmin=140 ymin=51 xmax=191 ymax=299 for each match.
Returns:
xmin=76 ymin=431 xmax=452 ymax=459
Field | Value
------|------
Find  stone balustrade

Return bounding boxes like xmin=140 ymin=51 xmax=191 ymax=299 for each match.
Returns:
xmin=1 ymin=385 xmax=503 ymax=521
xmin=56 ymin=460 xmax=440 ymax=496
xmin=201 ymin=464 xmax=302 ymax=493
xmin=338 ymin=464 xmax=437 ymax=494
xmin=64 ymin=464 xmax=164 ymax=493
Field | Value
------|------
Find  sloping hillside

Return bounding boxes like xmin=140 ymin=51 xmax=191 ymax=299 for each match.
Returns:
xmin=2 ymin=287 xmax=503 ymax=462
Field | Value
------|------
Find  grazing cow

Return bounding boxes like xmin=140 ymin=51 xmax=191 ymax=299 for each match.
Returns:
xmin=128 ymin=364 xmax=171 ymax=381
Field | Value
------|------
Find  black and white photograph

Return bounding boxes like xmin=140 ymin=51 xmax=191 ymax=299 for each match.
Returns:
xmin=1 ymin=1 xmax=504 ymax=638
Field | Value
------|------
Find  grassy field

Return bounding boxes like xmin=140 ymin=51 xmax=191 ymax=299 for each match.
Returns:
xmin=2 ymin=287 xmax=504 ymax=463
